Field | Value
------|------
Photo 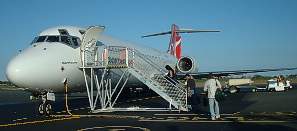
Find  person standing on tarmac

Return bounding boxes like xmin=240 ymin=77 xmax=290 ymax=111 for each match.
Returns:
xmin=185 ymin=74 xmax=195 ymax=110
xmin=204 ymin=73 xmax=222 ymax=120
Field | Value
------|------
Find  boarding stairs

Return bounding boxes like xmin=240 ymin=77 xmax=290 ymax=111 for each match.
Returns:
xmin=80 ymin=26 xmax=187 ymax=112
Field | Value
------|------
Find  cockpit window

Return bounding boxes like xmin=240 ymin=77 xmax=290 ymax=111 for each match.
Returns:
xmin=32 ymin=35 xmax=81 ymax=48
xmin=72 ymin=37 xmax=79 ymax=46
xmin=79 ymin=30 xmax=85 ymax=35
xmin=58 ymin=29 xmax=69 ymax=35
xmin=61 ymin=36 xmax=71 ymax=45
xmin=46 ymin=36 xmax=59 ymax=42
xmin=36 ymin=36 xmax=47 ymax=42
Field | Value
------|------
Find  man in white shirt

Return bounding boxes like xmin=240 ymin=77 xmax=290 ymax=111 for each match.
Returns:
xmin=204 ymin=73 xmax=222 ymax=120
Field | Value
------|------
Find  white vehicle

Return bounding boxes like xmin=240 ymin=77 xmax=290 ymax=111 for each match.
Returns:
xmin=228 ymin=79 xmax=254 ymax=86
xmin=286 ymin=80 xmax=293 ymax=89
xmin=225 ymin=78 xmax=255 ymax=93
xmin=226 ymin=78 xmax=257 ymax=93
xmin=5 ymin=24 xmax=297 ymax=115
xmin=266 ymin=79 xmax=292 ymax=91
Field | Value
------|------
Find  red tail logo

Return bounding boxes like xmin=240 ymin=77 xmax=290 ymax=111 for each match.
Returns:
xmin=168 ymin=24 xmax=182 ymax=59
xmin=142 ymin=24 xmax=219 ymax=60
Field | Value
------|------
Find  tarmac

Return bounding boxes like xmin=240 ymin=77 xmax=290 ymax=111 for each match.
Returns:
xmin=0 ymin=85 xmax=297 ymax=131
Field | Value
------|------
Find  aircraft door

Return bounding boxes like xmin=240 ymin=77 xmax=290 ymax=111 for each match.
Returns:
xmin=80 ymin=26 xmax=105 ymax=67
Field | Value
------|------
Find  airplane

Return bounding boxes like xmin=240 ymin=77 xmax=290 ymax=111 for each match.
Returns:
xmin=5 ymin=24 xmax=297 ymax=115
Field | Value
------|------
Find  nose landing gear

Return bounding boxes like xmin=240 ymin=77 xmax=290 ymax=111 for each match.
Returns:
xmin=38 ymin=102 xmax=53 ymax=116
xmin=36 ymin=92 xmax=55 ymax=116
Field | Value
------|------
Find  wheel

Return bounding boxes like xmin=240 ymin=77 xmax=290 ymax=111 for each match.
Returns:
xmin=252 ymin=88 xmax=256 ymax=92
xmin=38 ymin=103 xmax=45 ymax=115
xmin=38 ymin=102 xmax=53 ymax=116
xmin=45 ymin=103 xmax=52 ymax=116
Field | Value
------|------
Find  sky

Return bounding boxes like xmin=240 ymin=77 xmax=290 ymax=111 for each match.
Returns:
xmin=0 ymin=0 xmax=297 ymax=80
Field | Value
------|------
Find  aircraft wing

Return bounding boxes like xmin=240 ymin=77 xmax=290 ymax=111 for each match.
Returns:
xmin=177 ymin=67 xmax=297 ymax=79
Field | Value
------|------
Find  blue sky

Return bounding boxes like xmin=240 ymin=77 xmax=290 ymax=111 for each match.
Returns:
xmin=0 ymin=0 xmax=297 ymax=80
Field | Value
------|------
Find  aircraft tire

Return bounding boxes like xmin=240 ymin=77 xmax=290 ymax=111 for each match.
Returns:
xmin=45 ymin=102 xmax=53 ymax=116
xmin=38 ymin=103 xmax=45 ymax=115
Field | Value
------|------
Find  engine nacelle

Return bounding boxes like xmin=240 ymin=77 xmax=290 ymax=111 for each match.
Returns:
xmin=177 ymin=56 xmax=198 ymax=74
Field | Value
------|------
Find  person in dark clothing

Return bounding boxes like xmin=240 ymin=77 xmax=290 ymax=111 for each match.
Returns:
xmin=165 ymin=65 xmax=177 ymax=84
xmin=185 ymin=74 xmax=196 ymax=95
xmin=185 ymin=73 xmax=200 ymax=111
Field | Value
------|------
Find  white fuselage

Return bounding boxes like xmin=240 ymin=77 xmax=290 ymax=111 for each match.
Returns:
xmin=6 ymin=26 xmax=177 ymax=93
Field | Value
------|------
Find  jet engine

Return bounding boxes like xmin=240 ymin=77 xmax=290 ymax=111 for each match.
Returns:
xmin=177 ymin=56 xmax=198 ymax=73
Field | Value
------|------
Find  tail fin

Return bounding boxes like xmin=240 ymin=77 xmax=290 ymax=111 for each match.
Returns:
xmin=169 ymin=24 xmax=182 ymax=59
xmin=142 ymin=24 xmax=220 ymax=59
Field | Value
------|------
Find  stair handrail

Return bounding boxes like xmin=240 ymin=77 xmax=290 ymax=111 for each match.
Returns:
xmin=127 ymin=48 xmax=187 ymax=95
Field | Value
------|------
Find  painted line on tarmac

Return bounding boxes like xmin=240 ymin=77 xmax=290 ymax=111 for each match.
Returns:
xmin=12 ymin=117 xmax=28 ymax=122
xmin=154 ymin=113 xmax=236 ymax=116
xmin=51 ymin=114 xmax=140 ymax=119
xmin=58 ymin=96 xmax=161 ymax=114
xmin=150 ymin=96 xmax=160 ymax=99
xmin=154 ymin=113 xmax=199 ymax=116
xmin=220 ymin=113 xmax=237 ymax=116
xmin=123 ymin=96 xmax=159 ymax=103
xmin=224 ymin=117 xmax=244 ymax=119
xmin=154 ymin=113 xmax=295 ymax=116
xmin=77 ymin=125 xmax=150 ymax=131
xmin=192 ymin=117 xmax=208 ymax=120
xmin=0 ymin=116 xmax=80 ymax=127
xmin=155 ymin=117 xmax=165 ymax=120
xmin=138 ymin=119 xmax=295 ymax=123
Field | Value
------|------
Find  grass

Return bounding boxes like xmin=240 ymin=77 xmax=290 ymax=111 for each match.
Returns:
xmin=0 ymin=85 xmax=17 ymax=89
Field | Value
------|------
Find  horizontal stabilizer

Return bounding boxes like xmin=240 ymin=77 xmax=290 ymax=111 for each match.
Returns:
xmin=142 ymin=29 xmax=220 ymax=38
xmin=142 ymin=31 xmax=172 ymax=38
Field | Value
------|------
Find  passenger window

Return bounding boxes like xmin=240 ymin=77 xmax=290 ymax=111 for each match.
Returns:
xmin=72 ymin=37 xmax=79 ymax=46
xmin=61 ymin=36 xmax=71 ymax=45
xmin=36 ymin=36 xmax=47 ymax=42
xmin=46 ymin=36 xmax=59 ymax=42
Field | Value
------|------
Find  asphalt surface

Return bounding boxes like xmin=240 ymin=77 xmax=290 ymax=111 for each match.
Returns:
xmin=0 ymin=85 xmax=297 ymax=131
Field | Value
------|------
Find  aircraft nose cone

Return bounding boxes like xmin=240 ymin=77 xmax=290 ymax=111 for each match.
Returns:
xmin=5 ymin=56 xmax=26 ymax=87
